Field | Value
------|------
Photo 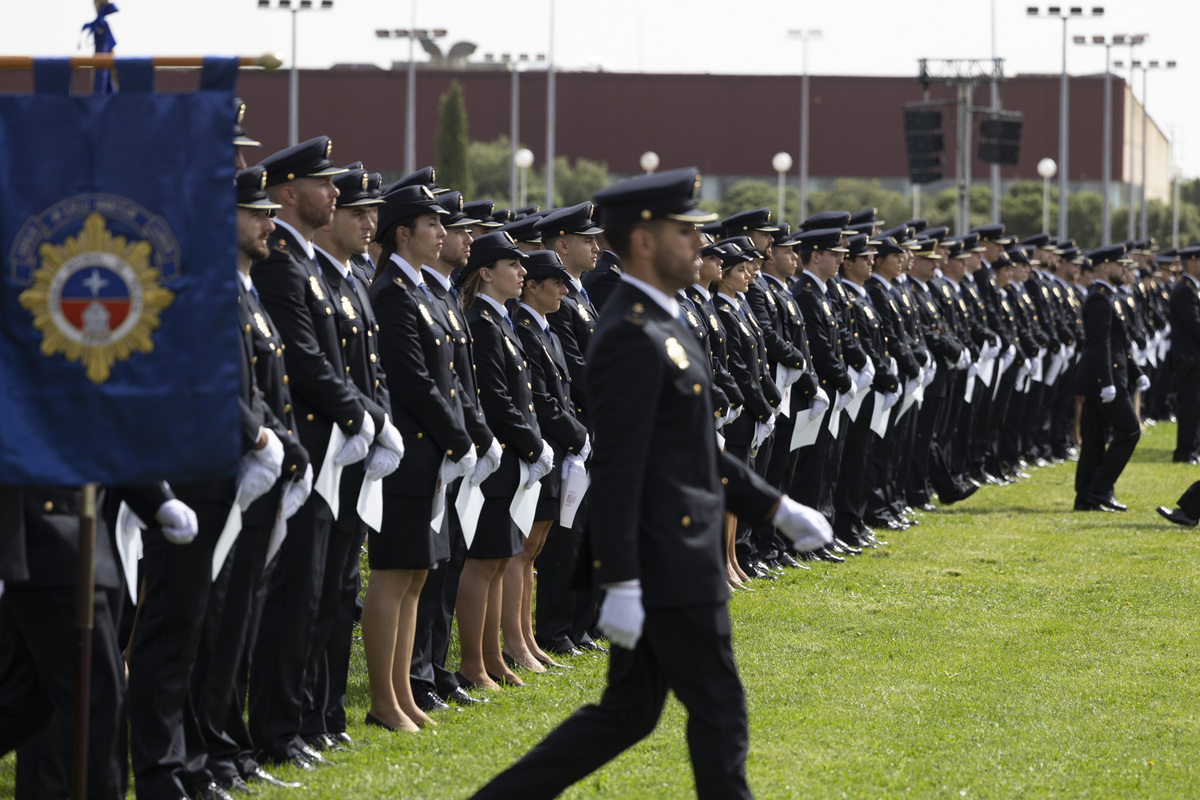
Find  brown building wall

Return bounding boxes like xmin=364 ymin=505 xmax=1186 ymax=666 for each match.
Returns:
xmin=0 ymin=66 xmax=1158 ymax=191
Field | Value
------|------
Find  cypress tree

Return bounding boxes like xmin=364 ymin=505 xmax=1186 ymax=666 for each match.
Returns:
xmin=436 ymin=80 xmax=472 ymax=198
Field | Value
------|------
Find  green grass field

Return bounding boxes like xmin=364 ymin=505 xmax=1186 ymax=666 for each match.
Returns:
xmin=5 ymin=421 xmax=1200 ymax=798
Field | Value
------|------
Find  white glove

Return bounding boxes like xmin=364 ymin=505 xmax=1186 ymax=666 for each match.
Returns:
xmin=156 ymin=499 xmax=199 ymax=545
xmin=771 ymin=495 xmax=834 ymax=553
xmin=904 ymin=378 xmax=919 ymax=397
xmin=922 ymin=361 xmax=937 ymax=385
xmin=1000 ymin=346 xmax=1016 ymax=373
xmin=578 ymin=434 xmax=592 ymax=461
xmin=561 ymin=452 xmax=586 ymax=480
xmin=376 ymin=414 xmax=405 ymax=460
xmin=726 ymin=405 xmax=743 ymax=426
xmin=955 ymin=348 xmax=971 ymax=370
xmin=526 ymin=440 xmax=555 ymax=488
xmin=236 ymin=456 xmax=278 ymax=511
xmin=282 ymin=463 xmax=313 ymax=520
xmin=1136 ymin=375 xmax=1151 ymax=393
xmin=250 ymin=427 xmax=284 ymax=477
xmin=364 ymin=445 xmax=402 ymax=482
xmin=750 ymin=417 xmax=775 ymax=455
xmin=440 ymin=447 xmax=479 ymax=484
xmin=967 ymin=362 xmax=978 ymax=379
xmin=808 ymin=388 xmax=830 ymax=421
xmin=855 ymin=359 xmax=875 ymax=391
xmin=833 ymin=390 xmax=852 ymax=413
xmin=1100 ymin=385 xmax=1116 ymax=403
xmin=882 ymin=391 xmax=900 ymax=410
xmin=597 ymin=580 xmax=644 ymax=650
xmin=471 ymin=437 xmax=503 ymax=485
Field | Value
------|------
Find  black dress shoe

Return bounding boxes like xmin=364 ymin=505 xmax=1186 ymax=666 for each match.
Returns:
xmin=1094 ymin=495 xmax=1127 ymax=512
xmin=1157 ymin=506 xmax=1199 ymax=527
xmin=364 ymin=711 xmax=399 ymax=731
xmin=833 ymin=538 xmax=862 ymax=555
xmin=415 ymin=688 xmax=450 ymax=712
xmin=1073 ymin=500 xmax=1115 ymax=512
xmin=327 ymin=732 xmax=354 ymax=747
xmin=916 ymin=502 xmax=937 ymax=512
xmin=545 ymin=644 xmax=584 ymax=657
xmin=939 ymin=483 xmax=979 ymax=504
xmin=816 ymin=547 xmax=845 ymax=563
xmin=576 ymin=640 xmax=607 ymax=653
xmin=196 ymin=781 xmax=236 ymax=800
xmin=298 ymin=744 xmax=332 ymax=766
xmin=444 ymin=686 xmax=488 ymax=705
xmin=282 ymin=755 xmax=315 ymax=771
xmin=777 ymin=552 xmax=804 ymax=568
xmin=244 ymin=766 xmax=301 ymax=790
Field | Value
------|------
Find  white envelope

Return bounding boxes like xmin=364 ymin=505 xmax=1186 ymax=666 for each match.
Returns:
xmin=509 ymin=461 xmax=542 ymax=537
xmin=314 ymin=425 xmax=347 ymax=520
xmin=431 ymin=457 xmax=449 ymax=535
xmin=559 ymin=465 xmax=591 ymax=528
xmin=455 ymin=480 xmax=485 ymax=549
xmin=963 ymin=373 xmax=976 ymax=404
xmin=210 ymin=503 xmax=242 ymax=582
xmin=356 ymin=472 xmax=384 ymax=533
xmin=265 ymin=505 xmax=288 ymax=566
xmin=845 ymin=386 xmax=868 ymax=422
xmin=827 ymin=404 xmax=842 ymax=438
xmin=869 ymin=394 xmax=892 ymax=438
xmin=790 ymin=411 xmax=821 ymax=451
xmin=115 ymin=501 xmax=145 ymax=604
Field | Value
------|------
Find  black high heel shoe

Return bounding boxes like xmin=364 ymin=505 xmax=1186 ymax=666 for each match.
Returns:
xmin=364 ymin=711 xmax=398 ymax=731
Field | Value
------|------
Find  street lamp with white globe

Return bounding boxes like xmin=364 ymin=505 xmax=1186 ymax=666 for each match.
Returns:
xmin=639 ymin=151 xmax=660 ymax=175
xmin=772 ymin=152 xmax=793 ymax=225
xmin=514 ymin=148 xmax=534 ymax=206
xmin=1037 ymin=157 xmax=1058 ymax=234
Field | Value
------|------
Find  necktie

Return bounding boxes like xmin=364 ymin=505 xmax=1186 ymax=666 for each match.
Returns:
xmin=544 ymin=325 xmax=553 ymax=343
xmin=344 ymin=271 xmax=358 ymax=295
xmin=505 ymin=315 xmax=515 ymax=333
xmin=449 ymin=285 xmax=460 ymax=306
xmin=249 ymin=283 xmax=260 ymax=304
xmin=579 ymin=284 xmax=591 ymax=304
xmin=418 ymin=282 xmax=433 ymax=303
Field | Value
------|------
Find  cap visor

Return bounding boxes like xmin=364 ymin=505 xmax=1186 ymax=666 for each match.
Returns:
xmin=308 ymin=166 xmax=350 ymax=177
xmin=666 ymin=208 xmax=719 ymax=223
xmin=234 ymin=136 xmax=262 ymax=147
xmin=238 ymin=199 xmax=283 ymax=210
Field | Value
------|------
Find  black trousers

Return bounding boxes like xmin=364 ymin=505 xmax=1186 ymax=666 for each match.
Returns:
xmin=1176 ymin=480 xmax=1200 ymax=518
xmin=834 ymin=393 xmax=875 ymax=539
xmin=1174 ymin=369 xmax=1200 ymax=461
xmin=468 ymin=602 xmax=752 ymax=800
xmin=1075 ymin=393 xmax=1141 ymax=502
xmin=301 ymin=509 xmax=367 ymax=740
xmin=534 ymin=514 xmax=586 ymax=653
xmin=249 ymin=493 xmax=333 ymax=762
xmin=792 ymin=405 xmax=844 ymax=524
xmin=130 ymin=492 xmax=232 ymax=799
xmin=192 ymin=523 xmax=274 ymax=784
xmin=0 ymin=587 xmax=125 ymax=800
xmin=907 ymin=394 xmax=942 ymax=505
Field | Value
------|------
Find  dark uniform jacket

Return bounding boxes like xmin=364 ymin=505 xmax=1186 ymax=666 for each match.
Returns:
xmin=367 ymin=256 xmax=472 ymax=498
xmin=793 ymin=271 xmax=853 ymax=395
xmin=866 ymin=274 xmax=920 ymax=381
xmin=583 ymin=282 xmax=779 ymax=609
xmin=515 ymin=305 xmax=588 ymax=500
xmin=1170 ymin=274 xmax=1200 ymax=374
xmin=685 ymin=286 xmax=744 ymax=413
xmin=714 ymin=293 xmax=778 ymax=447
xmin=251 ymin=224 xmax=368 ymax=469
xmin=548 ymin=280 xmax=598 ymax=426
xmin=1074 ymin=281 xmax=1142 ymax=398
xmin=466 ymin=298 xmax=543 ymax=499
xmin=840 ymin=281 xmax=899 ymax=393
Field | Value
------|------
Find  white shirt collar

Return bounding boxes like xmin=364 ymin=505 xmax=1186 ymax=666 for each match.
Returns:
xmin=389 ymin=253 xmax=426 ymax=289
xmin=1186 ymin=273 xmax=1200 ymax=289
xmin=802 ymin=269 xmax=828 ymax=294
xmin=1093 ymin=279 xmax=1114 ymax=291
xmin=762 ymin=272 xmax=787 ymax=289
xmin=272 ymin=218 xmax=315 ymax=261
xmin=478 ymin=292 xmax=510 ymax=318
xmin=313 ymin=244 xmax=350 ymax=277
xmin=690 ymin=283 xmax=712 ymax=300
xmin=840 ymin=278 xmax=867 ymax=297
xmin=568 ymin=275 xmax=585 ymax=294
xmin=238 ymin=272 xmax=253 ymax=292
xmin=910 ymin=276 xmax=930 ymax=291
xmin=620 ymin=274 xmax=681 ymax=319
xmin=518 ymin=302 xmax=550 ymax=330
xmin=422 ymin=266 xmax=452 ymax=291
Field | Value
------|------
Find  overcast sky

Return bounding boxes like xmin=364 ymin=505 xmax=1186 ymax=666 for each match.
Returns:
xmin=8 ymin=0 xmax=1200 ymax=175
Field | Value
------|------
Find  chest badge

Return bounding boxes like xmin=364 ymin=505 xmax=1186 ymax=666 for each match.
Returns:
xmin=664 ymin=336 xmax=690 ymax=369
xmin=308 ymin=275 xmax=325 ymax=301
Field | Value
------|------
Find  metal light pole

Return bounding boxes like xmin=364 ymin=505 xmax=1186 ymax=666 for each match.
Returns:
xmin=544 ymin=0 xmax=557 ymax=207
xmin=1173 ymin=159 xmax=1182 ymax=249
xmin=989 ymin=0 xmax=1000 ymax=223
xmin=1113 ymin=35 xmax=1148 ymax=239
xmin=376 ymin=19 xmax=447 ymax=176
xmin=1028 ymin=6 xmax=1104 ymax=239
xmin=259 ymin=0 xmax=334 ymax=147
xmin=1075 ymin=34 xmax=1123 ymax=244
xmin=484 ymin=53 xmax=543 ymax=206
xmin=787 ymin=29 xmax=821 ymax=226
xmin=1038 ymin=157 xmax=1058 ymax=234
xmin=772 ymin=152 xmax=793 ymax=224
xmin=1138 ymin=60 xmax=1176 ymax=239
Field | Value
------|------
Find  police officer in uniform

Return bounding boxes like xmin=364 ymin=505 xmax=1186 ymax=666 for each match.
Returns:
xmin=467 ymin=167 xmax=832 ymax=800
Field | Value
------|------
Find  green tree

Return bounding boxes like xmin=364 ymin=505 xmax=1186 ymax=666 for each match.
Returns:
xmin=926 ymin=185 xmax=993 ymax=232
xmin=719 ymin=179 xmax=798 ymax=224
xmin=465 ymin=136 xmax=512 ymax=204
xmin=1001 ymin=180 xmax=1053 ymax=240
xmin=435 ymin=81 xmax=472 ymax=198
xmin=806 ymin=179 xmax=910 ymax=230
xmin=555 ymin=156 xmax=610 ymax=206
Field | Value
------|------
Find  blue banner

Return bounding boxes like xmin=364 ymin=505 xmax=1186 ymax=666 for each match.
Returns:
xmin=0 ymin=58 xmax=241 ymax=486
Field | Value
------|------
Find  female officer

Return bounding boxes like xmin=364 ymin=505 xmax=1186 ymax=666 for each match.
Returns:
xmin=456 ymin=232 xmax=555 ymax=690
xmin=512 ymin=251 xmax=590 ymax=671
xmin=365 ymin=186 xmax=475 ymax=731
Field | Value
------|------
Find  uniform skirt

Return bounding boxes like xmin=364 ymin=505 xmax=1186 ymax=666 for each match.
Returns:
xmin=370 ymin=494 xmax=450 ymax=570
xmin=466 ymin=497 xmax=523 ymax=560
